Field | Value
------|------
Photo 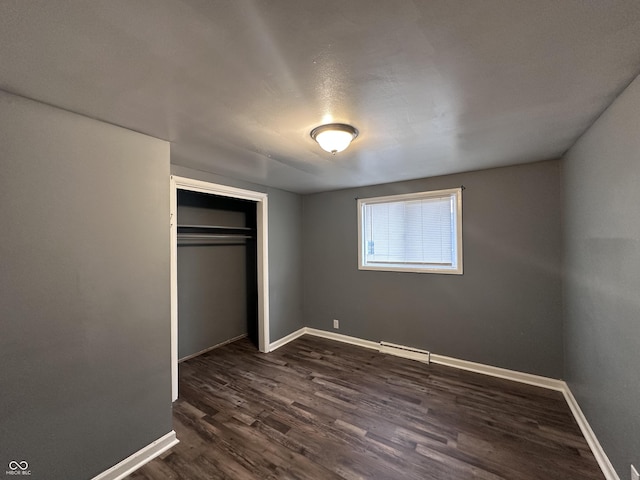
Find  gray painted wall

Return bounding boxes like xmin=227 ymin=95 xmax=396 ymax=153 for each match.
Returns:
xmin=177 ymin=196 xmax=250 ymax=359
xmin=563 ymin=74 xmax=640 ymax=477
xmin=267 ymin=187 xmax=304 ymax=341
xmin=0 ymin=92 xmax=172 ymax=479
xmin=303 ymin=161 xmax=563 ymax=378
xmin=170 ymin=165 xmax=304 ymax=344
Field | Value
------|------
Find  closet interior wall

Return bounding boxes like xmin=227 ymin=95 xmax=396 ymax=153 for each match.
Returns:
xmin=177 ymin=190 xmax=258 ymax=360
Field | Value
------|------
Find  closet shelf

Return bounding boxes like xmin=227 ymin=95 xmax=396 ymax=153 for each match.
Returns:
xmin=178 ymin=224 xmax=253 ymax=232
xmin=177 ymin=224 xmax=255 ymax=246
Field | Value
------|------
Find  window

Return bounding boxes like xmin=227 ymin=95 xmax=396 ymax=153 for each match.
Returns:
xmin=358 ymin=188 xmax=463 ymax=274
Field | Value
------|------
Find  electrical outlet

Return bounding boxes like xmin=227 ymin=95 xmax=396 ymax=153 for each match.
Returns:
xmin=333 ymin=319 xmax=339 ymax=329
xmin=631 ymin=464 xmax=639 ymax=480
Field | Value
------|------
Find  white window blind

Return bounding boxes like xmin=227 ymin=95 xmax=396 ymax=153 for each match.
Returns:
xmin=358 ymin=188 xmax=462 ymax=274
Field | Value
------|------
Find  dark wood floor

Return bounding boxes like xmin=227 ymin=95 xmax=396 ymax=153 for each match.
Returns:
xmin=127 ymin=335 xmax=603 ymax=480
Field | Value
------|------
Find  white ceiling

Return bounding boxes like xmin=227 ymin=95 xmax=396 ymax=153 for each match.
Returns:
xmin=1 ymin=1 xmax=640 ymax=193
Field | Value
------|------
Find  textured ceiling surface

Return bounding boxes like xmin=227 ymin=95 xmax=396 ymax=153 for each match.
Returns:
xmin=1 ymin=1 xmax=640 ymax=193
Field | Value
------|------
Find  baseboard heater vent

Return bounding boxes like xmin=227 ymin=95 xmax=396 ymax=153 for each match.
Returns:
xmin=379 ymin=341 xmax=430 ymax=364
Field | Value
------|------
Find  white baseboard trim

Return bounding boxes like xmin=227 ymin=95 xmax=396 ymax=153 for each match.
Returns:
xmin=304 ymin=328 xmax=379 ymax=350
xmin=92 ymin=431 xmax=179 ymax=480
xmin=561 ymin=386 xmax=619 ymax=480
xmin=271 ymin=329 xmax=559 ymax=389
xmin=429 ymin=353 xmax=566 ymax=392
xmin=267 ymin=328 xmax=618 ymax=480
xmin=269 ymin=328 xmax=306 ymax=352
xmin=269 ymin=327 xmax=379 ymax=352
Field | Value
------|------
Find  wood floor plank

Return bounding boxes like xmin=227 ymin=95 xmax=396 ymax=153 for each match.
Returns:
xmin=126 ymin=335 xmax=604 ymax=480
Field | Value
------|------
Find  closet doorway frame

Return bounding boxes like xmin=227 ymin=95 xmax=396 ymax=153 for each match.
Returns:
xmin=170 ymin=175 xmax=269 ymax=401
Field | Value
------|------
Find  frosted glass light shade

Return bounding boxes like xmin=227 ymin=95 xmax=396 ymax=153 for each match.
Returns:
xmin=315 ymin=129 xmax=353 ymax=153
xmin=310 ymin=123 xmax=358 ymax=154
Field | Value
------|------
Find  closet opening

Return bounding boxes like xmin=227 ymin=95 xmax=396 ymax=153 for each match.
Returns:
xmin=177 ymin=190 xmax=259 ymax=358
xmin=170 ymin=176 xmax=269 ymax=401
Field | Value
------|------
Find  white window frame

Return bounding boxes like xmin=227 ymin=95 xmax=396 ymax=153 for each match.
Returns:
xmin=357 ymin=187 xmax=463 ymax=274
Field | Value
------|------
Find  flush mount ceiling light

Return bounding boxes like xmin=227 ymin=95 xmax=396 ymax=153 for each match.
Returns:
xmin=310 ymin=123 xmax=359 ymax=155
